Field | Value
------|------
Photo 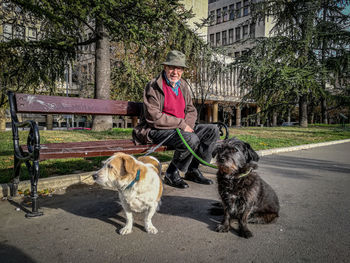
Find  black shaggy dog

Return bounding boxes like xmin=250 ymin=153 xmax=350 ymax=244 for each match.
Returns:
xmin=213 ymin=138 xmax=280 ymax=238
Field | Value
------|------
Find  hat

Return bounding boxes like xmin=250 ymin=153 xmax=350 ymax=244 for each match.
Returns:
xmin=161 ymin=50 xmax=188 ymax=68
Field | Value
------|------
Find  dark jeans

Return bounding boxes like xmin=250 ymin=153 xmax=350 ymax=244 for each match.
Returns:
xmin=149 ymin=124 xmax=219 ymax=173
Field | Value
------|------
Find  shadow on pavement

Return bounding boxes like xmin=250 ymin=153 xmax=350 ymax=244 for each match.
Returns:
xmin=0 ymin=242 xmax=36 ymax=263
xmin=13 ymin=183 xmax=220 ymax=234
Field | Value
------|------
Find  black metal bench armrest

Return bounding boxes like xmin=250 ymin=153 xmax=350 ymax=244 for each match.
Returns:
xmin=8 ymin=91 xmax=40 ymax=162
xmin=12 ymin=120 xmax=41 ymax=162
xmin=212 ymin=122 xmax=229 ymax=140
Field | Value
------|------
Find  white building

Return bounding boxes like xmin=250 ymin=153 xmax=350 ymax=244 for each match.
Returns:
xmin=208 ymin=0 xmax=274 ymax=57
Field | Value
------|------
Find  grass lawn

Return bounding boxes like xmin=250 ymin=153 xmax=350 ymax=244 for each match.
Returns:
xmin=1 ymin=124 xmax=349 ymax=184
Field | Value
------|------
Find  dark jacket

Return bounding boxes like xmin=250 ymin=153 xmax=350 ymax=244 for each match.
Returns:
xmin=132 ymin=72 xmax=197 ymax=144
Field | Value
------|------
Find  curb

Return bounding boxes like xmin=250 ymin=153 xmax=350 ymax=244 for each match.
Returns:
xmin=256 ymin=138 xmax=350 ymax=156
xmin=1 ymin=139 xmax=350 ymax=198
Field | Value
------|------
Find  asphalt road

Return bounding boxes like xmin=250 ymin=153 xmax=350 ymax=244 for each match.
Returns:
xmin=0 ymin=142 xmax=349 ymax=263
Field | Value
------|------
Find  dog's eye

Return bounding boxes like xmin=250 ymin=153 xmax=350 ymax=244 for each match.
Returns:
xmin=107 ymin=164 xmax=113 ymax=169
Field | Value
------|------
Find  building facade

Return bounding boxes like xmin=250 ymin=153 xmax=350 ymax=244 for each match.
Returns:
xmin=208 ymin=0 xmax=274 ymax=56
xmin=199 ymin=0 xmax=275 ymax=126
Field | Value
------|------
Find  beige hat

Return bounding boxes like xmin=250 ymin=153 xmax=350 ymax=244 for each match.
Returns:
xmin=161 ymin=50 xmax=188 ymax=68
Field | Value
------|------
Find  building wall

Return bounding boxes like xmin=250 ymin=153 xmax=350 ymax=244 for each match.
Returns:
xmin=182 ymin=0 xmax=209 ymax=41
xmin=0 ymin=1 xmax=40 ymax=42
xmin=208 ymin=0 xmax=273 ymax=56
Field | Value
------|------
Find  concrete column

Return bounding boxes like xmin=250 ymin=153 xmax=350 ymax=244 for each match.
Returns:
xmin=123 ymin=116 xmax=128 ymax=128
xmin=132 ymin=116 xmax=138 ymax=127
xmin=213 ymin=102 xmax=219 ymax=122
xmin=228 ymin=115 xmax=232 ymax=127
xmin=46 ymin=115 xmax=53 ymax=130
xmin=206 ymin=105 xmax=212 ymax=123
xmin=235 ymin=106 xmax=241 ymax=127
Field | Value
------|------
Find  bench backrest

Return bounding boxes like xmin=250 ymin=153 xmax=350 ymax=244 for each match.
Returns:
xmin=13 ymin=93 xmax=143 ymax=116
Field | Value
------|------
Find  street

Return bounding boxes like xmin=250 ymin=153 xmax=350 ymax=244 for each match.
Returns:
xmin=1 ymin=142 xmax=349 ymax=263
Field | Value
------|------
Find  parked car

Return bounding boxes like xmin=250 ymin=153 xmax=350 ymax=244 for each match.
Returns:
xmin=68 ymin=127 xmax=91 ymax=130
xmin=281 ymin=122 xmax=299 ymax=126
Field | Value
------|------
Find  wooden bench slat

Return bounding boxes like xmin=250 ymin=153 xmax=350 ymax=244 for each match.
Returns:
xmin=39 ymin=144 xmax=141 ymax=153
xmin=25 ymin=139 xmax=136 ymax=150
xmin=15 ymin=93 xmax=142 ymax=116
xmin=37 ymin=145 xmax=169 ymax=160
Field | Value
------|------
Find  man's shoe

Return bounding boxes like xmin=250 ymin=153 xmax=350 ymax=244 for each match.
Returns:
xmin=184 ymin=169 xmax=213 ymax=185
xmin=164 ymin=170 xmax=189 ymax=189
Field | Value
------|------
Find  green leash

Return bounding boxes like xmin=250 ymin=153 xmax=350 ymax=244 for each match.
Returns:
xmin=176 ymin=128 xmax=252 ymax=178
xmin=176 ymin=128 xmax=218 ymax=169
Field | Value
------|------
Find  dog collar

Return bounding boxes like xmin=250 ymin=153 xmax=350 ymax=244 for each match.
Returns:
xmin=238 ymin=168 xmax=253 ymax=178
xmin=125 ymin=169 xmax=141 ymax=190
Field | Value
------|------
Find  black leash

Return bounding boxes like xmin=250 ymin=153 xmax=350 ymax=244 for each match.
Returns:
xmin=143 ymin=131 xmax=177 ymax=156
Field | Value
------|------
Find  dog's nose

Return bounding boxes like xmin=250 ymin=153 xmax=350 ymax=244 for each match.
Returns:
xmin=92 ymin=173 xmax=98 ymax=180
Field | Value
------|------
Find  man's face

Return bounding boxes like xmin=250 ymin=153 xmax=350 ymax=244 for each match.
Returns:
xmin=164 ymin=65 xmax=184 ymax=84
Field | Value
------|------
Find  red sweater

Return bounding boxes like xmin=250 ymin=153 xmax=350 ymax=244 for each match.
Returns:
xmin=162 ymin=78 xmax=185 ymax=119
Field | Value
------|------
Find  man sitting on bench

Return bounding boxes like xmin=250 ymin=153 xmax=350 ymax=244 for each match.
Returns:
xmin=133 ymin=50 xmax=219 ymax=189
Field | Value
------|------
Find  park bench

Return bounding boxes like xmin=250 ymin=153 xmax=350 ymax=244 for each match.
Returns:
xmin=7 ymin=91 xmax=228 ymax=217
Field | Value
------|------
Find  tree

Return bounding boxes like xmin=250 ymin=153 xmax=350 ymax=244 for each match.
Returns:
xmin=0 ymin=0 xmax=199 ymax=130
xmin=314 ymin=0 xmax=350 ymax=123
xmin=236 ymin=0 xmax=350 ymax=127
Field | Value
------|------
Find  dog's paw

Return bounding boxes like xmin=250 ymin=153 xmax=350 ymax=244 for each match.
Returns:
xmin=146 ymin=225 xmax=158 ymax=234
xmin=119 ymin=226 xmax=133 ymax=235
xmin=216 ymin=223 xmax=230 ymax=233
xmin=238 ymin=229 xmax=253 ymax=239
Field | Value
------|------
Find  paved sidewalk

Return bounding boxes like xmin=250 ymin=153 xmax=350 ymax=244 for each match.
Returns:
xmin=0 ymin=140 xmax=349 ymax=262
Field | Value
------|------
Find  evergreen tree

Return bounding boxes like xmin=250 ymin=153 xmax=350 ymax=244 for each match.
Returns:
xmin=0 ymin=0 xmax=202 ymax=130
xmin=236 ymin=0 xmax=350 ymax=127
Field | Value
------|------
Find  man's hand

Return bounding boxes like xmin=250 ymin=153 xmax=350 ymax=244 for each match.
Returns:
xmin=184 ymin=125 xmax=194 ymax=133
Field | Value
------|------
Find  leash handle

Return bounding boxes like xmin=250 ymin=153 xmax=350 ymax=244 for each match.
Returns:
xmin=176 ymin=128 xmax=218 ymax=169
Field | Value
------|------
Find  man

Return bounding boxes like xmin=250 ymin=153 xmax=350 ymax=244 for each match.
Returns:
xmin=133 ymin=50 xmax=219 ymax=188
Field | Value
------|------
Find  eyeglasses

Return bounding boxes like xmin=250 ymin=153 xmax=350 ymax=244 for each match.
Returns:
xmin=166 ymin=66 xmax=184 ymax=72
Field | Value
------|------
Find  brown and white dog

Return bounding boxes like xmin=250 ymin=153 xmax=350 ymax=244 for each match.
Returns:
xmin=93 ymin=153 xmax=163 ymax=235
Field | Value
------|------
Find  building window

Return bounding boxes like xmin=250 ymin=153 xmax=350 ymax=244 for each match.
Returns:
xmin=209 ymin=0 xmax=216 ymax=3
xmin=235 ymin=52 xmax=240 ymax=57
xmin=13 ymin=25 xmax=25 ymax=39
xmin=210 ymin=34 xmax=215 ymax=47
xmin=216 ymin=32 xmax=221 ymax=46
xmin=236 ymin=2 xmax=242 ymax=18
xmin=250 ymin=23 xmax=256 ymax=38
xmin=28 ymin=27 xmax=37 ymax=40
xmin=235 ymin=27 xmax=241 ymax=41
xmin=229 ymin=4 xmax=235 ymax=20
xmin=222 ymin=31 xmax=227 ymax=46
xmin=243 ymin=0 xmax=249 ymax=16
xmin=3 ymin=23 xmax=13 ymax=40
xmin=210 ymin=10 xmax=215 ymax=25
xmin=223 ymin=6 xmax=228 ymax=22
xmin=243 ymin=25 xmax=249 ymax=39
xmin=229 ymin=29 xmax=234 ymax=44
xmin=216 ymin=9 xmax=222 ymax=24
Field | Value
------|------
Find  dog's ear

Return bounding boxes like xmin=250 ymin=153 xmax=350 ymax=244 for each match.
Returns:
xmin=121 ymin=154 xmax=137 ymax=175
xmin=244 ymin=142 xmax=260 ymax=162
xmin=212 ymin=141 xmax=223 ymax=158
